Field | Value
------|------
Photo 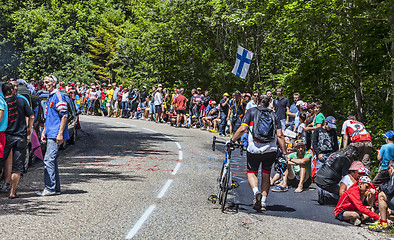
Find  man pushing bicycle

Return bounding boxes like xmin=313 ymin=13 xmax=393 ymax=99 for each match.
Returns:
xmin=228 ymin=94 xmax=287 ymax=211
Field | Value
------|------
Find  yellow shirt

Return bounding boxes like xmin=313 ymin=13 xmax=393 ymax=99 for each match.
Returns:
xmin=107 ymin=89 xmax=114 ymax=101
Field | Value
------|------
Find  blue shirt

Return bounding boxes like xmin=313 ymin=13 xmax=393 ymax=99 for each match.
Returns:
xmin=0 ymin=96 xmax=8 ymax=132
xmin=45 ymin=90 xmax=69 ymax=140
xmin=379 ymin=143 xmax=394 ymax=170
xmin=288 ymin=103 xmax=298 ymax=125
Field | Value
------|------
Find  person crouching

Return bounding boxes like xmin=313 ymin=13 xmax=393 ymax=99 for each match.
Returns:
xmin=334 ymin=176 xmax=379 ymax=225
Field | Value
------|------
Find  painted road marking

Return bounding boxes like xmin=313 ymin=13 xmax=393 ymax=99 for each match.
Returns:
xmin=175 ymin=142 xmax=181 ymax=149
xmin=115 ymin=121 xmax=136 ymax=128
xmin=157 ymin=179 xmax=173 ymax=199
xmin=172 ymin=162 xmax=181 ymax=175
xmin=126 ymin=205 xmax=156 ymax=239
xmin=179 ymin=151 xmax=183 ymax=160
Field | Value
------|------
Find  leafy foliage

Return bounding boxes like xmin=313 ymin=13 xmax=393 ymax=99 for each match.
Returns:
xmin=0 ymin=0 xmax=392 ymax=168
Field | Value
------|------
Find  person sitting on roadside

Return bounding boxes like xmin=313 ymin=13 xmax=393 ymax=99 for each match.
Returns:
xmin=339 ymin=161 xmax=366 ymax=196
xmin=334 ymin=176 xmax=379 ymax=226
xmin=201 ymin=101 xmax=219 ymax=131
xmin=312 ymin=116 xmax=339 ymax=171
xmin=373 ymin=131 xmax=394 ymax=187
xmin=270 ymin=143 xmax=295 ymax=186
xmin=272 ymin=139 xmax=312 ymax=193
xmin=369 ymin=160 xmax=394 ymax=232
xmin=314 ymin=146 xmax=358 ymax=205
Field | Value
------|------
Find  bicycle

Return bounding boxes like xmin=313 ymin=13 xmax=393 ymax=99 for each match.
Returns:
xmin=210 ymin=136 xmax=242 ymax=212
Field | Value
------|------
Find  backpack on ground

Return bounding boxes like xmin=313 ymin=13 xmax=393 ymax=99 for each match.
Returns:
xmin=251 ymin=106 xmax=276 ymax=143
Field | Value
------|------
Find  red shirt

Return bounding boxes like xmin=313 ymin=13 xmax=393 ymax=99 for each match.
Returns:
xmin=341 ymin=120 xmax=371 ymax=142
xmin=174 ymin=94 xmax=188 ymax=111
xmin=334 ymin=182 xmax=379 ymax=220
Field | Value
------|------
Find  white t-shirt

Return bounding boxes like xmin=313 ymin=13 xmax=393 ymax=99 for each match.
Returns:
xmin=122 ymin=91 xmax=129 ymax=102
xmin=339 ymin=174 xmax=355 ymax=189
xmin=154 ymin=92 xmax=163 ymax=106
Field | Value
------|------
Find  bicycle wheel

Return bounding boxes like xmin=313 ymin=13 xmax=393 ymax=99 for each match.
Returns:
xmin=220 ymin=169 xmax=230 ymax=212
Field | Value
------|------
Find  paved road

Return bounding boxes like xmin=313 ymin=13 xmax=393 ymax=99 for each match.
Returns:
xmin=0 ymin=116 xmax=385 ymax=239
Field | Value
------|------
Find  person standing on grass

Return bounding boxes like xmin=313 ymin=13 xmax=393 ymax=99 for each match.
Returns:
xmin=37 ymin=75 xmax=69 ymax=196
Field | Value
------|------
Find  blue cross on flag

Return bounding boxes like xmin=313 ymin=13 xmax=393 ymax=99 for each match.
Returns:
xmin=232 ymin=46 xmax=254 ymax=79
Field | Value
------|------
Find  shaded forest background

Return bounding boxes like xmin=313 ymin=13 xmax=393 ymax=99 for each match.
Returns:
xmin=0 ymin=0 xmax=393 ymax=168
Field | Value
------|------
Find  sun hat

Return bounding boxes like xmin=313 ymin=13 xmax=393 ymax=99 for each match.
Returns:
xmin=348 ymin=161 xmax=364 ymax=171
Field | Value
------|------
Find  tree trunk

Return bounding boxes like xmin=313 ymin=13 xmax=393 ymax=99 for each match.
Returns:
xmin=352 ymin=45 xmax=365 ymax=123
xmin=391 ymin=16 xmax=394 ymax=129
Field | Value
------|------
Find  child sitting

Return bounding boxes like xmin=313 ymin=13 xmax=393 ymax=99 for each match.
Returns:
xmin=334 ymin=176 xmax=379 ymax=226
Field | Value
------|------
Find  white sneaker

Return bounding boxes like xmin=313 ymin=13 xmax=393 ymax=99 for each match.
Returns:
xmin=37 ymin=189 xmax=56 ymax=196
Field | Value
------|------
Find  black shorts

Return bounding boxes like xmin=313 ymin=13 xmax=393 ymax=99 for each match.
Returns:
xmin=247 ymin=151 xmax=276 ymax=174
xmin=288 ymin=175 xmax=312 ymax=189
xmin=2 ymin=135 xmax=27 ymax=174
xmin=176 ymin=110 xmax=186 ymax=115
xmin=335 ymin=210 xmax=345 ymax=221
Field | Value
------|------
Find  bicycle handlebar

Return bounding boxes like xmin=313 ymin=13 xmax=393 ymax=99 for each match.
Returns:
xmin=212 ymin=136 xmax=244 ymax=152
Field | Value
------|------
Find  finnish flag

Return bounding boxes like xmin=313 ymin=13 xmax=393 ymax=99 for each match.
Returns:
xmin=232 ymin=46 xmax=253 ymax=79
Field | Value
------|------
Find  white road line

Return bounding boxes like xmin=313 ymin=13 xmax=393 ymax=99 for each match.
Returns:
xmin=178 ymin=151 xmax=183 ymax=160
xmin=114 ymin=121 xmax=136 ymax=128
xmin=126 ymin=205 xmax=156 ymax=239
xmin=164 ymin=135 xmax=173 ymax=141
xmin=157 ymin=179 xmax=173 ymax=199
xmin=172 ymin=162 xmax=181 ymax=175
xmin=175 ymin=142 xmax=181 ymax=149
xmin=141 ymin=127 xmax=158 ymax=133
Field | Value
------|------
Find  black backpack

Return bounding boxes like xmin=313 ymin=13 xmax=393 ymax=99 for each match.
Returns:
xmin=252 ymin=106 xmax=276 ymax=143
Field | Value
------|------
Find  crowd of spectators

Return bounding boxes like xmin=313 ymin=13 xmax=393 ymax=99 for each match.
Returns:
xmin=9 ymin=78 xmax=394 ymax=232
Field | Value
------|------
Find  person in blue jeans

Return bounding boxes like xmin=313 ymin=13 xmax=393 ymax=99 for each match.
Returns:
xmin=218 ymin=93 xmax=230 ymax=136
xmin=38 ymin=75 xmax=69 ymax=196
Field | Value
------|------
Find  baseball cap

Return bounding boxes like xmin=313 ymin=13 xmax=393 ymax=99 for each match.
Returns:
xmin=357 ymin=167 xmax=370 ymax=176
xmin=358 ymin=176 xmax=372 ymax=185
xmin=211 ymin=101 xmax=217 ymax=105
xmin=348 ymin=161 xmax=364 ymax=171
xmin=234 ymin=90 xmax=241 ymax=96
xmin=383 ymin=130 xmax=394 ymax=139
xmin=142 ymin=86 xmax=146 ymax=89
xmin=223 ymin=93 xmax=230 ymax=97
xmin=325 ymin=116 xmax=337 ymax=129
xmin=158 ymin=84 xmax=162 ymax=87
xmin=197 ymin=87 xmax=201 ymax=91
